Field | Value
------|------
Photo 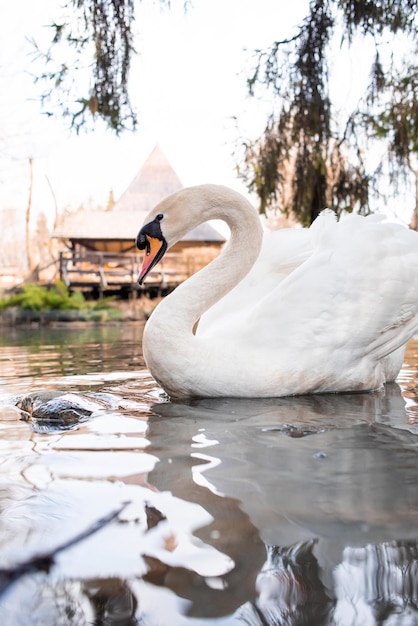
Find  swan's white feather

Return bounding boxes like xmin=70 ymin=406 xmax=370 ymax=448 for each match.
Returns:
xmin=138 ymin=185 xmax=418 ymax=399
xmin=198 ymin=226 xmax=312 ymax=337
xmin=249 ymin=216 xmax=418 ymax=383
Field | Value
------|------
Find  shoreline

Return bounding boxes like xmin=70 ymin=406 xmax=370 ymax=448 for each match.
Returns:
xmin=0 ymin=298 xmax=161 ymax=327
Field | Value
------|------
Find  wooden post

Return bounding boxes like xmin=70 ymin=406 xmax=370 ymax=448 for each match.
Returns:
xmin=25 ymin=157 xmax=35 ymax=274
xmin=409 ymin=169 xmax=418 ymax=231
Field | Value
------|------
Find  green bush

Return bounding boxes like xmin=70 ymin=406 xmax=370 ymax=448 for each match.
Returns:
xmin=0 ymin=282 xmax=119 ymax=316
xmin=0 ymin=282 xmax=80 ymax=311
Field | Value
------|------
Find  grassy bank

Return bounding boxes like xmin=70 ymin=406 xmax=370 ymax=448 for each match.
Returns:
xmin=0 ymin=283 xmax=162 ymax=326
xmin=0 ymin=282 xmax=125 ymax=325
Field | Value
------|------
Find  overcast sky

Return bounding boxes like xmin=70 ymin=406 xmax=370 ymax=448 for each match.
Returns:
xmin=0 ymin=0 xmax=414 ymax=227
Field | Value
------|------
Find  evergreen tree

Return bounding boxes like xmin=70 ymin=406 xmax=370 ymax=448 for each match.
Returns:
xmin=33 ymin=0 xmax=139 ymax=133
xmin=240 ymin=0 xmax=418 ymax=225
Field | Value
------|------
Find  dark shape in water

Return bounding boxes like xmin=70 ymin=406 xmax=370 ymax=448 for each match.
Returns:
xmin=16 ymin=391 xmax=93 ymax=431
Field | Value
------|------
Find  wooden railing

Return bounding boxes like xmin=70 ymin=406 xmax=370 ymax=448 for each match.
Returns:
xmin=59 ymin=251 xmax=189 ymax=296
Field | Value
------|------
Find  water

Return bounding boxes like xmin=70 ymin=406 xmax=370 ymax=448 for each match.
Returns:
xmin=0 ymin=323 xmax=418 ymax=625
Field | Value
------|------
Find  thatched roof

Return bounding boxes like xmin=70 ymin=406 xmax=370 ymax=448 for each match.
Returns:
xmin=53 ymin=145 xmax=225 ymax=251
xmin=54 ymin=211 xmax=142 ymax=244
xmin=112 ymin=144 xmax=183 ymax=213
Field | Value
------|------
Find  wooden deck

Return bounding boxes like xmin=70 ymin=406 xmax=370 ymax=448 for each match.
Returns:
xmin=59 ymin=250 xmax=190 ymax=297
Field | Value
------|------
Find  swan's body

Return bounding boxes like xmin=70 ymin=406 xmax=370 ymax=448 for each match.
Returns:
xmin=136 ymin=184 xmax=418 ymax=399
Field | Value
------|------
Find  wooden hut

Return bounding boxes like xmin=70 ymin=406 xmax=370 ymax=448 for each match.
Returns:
xmin=53 ymin=146 xmax=225 ymax=296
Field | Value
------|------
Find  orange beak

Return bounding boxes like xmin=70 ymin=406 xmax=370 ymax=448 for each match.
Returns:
xmin=137 ymin=235 xmax=167 ymax=285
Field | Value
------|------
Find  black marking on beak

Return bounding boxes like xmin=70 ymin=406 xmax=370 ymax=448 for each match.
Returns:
xmin=136 ymin=216 xmax=168 ymax=285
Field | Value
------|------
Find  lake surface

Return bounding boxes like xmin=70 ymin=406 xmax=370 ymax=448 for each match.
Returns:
xmin=0 ymin=323 xmax=418 ymax=625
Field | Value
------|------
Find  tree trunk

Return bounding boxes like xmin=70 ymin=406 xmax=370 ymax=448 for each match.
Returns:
xmin=407 ymin=169 xmax=418 ymax=230
xmin=25 ymin=157 xmax=35 ymax=275
xmin=45 ymin=175 xmax=59 ymax=232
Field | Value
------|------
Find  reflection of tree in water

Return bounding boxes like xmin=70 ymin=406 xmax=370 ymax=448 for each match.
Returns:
xmin=16 ymin=577 xmax=138 ymax=625
xmin=238 ymin=539 xmax=332 ymax=625
xmin=83 ymin=578 xmax=137 ymax=625
xmin=333 ymin=541 xmax=418 ymax=626
xmin=236 ymin=539 xmax=418 ymax=626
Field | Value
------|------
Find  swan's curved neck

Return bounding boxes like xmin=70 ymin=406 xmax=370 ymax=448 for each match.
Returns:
xmin=154 ymin=191 xmax=263 ymax=330
xmin=142 ymin=187 xmax=264 ymax=397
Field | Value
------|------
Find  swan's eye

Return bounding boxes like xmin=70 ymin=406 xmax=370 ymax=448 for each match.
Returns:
xmin=156 ymin=214 xmax=164 ymax=221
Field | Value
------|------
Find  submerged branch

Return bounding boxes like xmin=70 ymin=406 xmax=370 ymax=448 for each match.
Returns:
xmin=0 ymin=501 xmax=130 ymax=597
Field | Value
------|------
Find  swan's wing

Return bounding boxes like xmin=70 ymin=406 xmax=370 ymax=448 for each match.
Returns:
xmin=250 ymin=213 xmax=418 ymax=365
xmin=198 ymin=226 xmax=313 ymax=335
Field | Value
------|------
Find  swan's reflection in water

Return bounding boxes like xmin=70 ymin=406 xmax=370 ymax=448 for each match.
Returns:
xmin=146 ymin=383 xmax=418 ymax=623
xmin=0 ymin=380 xmax=418 ymax=624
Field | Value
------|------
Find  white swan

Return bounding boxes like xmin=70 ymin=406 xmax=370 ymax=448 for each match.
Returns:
xmin=136 ymin=184 xmax=418 ymax=399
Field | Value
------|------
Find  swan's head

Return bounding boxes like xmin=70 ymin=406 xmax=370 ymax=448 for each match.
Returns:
xmin=136 ymin=185 xmax=221 ymax=285
xmin=136 ymin=213 xmax=168 ymax=284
